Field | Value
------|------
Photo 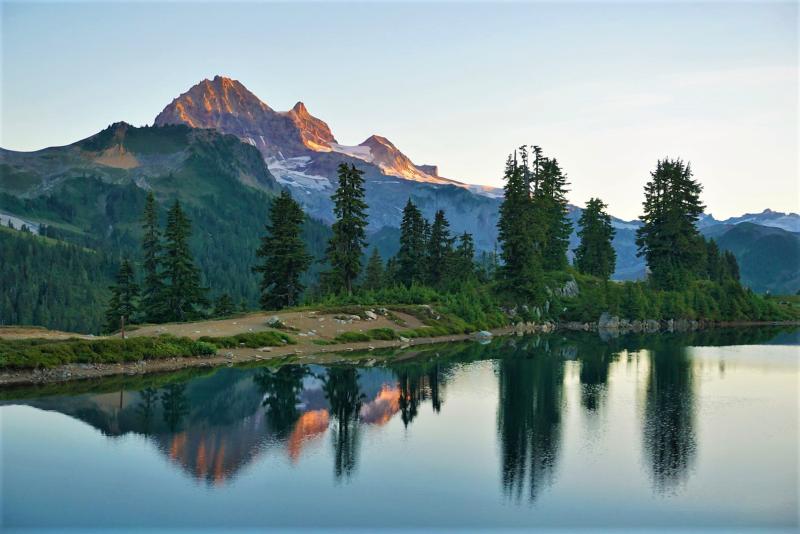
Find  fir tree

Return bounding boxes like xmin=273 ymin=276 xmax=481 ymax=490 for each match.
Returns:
xmin=140 ymin=192 xmax=164 ymax=322
xmin=254 ymin=191 xmax=312 ymax=309
xmin=105 ymin=259 xmax=138 ymax=336
xmin=454 ymin=231 xmax=476 ymax=279
xmin=363 ymin=248 xmax=384 ymax=291
xmin=574 ymin=197 xmax=616 ymax=279
xmin=325 ymin=164 xmax=368 ymax=295
xmin=162 ymin=199 xmax=207 ymax=321
xmin=636 ymin=159 xmax=705 ymax=290
xmin=705 ymin=239 xmax=722 ymax=282
xmin=723 ymin=250 xmax=740 ymax=282
xmin=213 ymin=293 xmax=235 ymax=317
xmin=426 ymin=209 xmax=453 ymax=287
xmin=496 ymin=152 xmax=542 ymax=301
xmin=535 ymin=157 xmax=572 ymax=270
xmin=396 ymin=198 xmax=428 ymax=286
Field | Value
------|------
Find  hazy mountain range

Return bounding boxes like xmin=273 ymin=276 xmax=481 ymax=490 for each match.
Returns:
xmin=1 ymin=75 xmax=797 ymax=294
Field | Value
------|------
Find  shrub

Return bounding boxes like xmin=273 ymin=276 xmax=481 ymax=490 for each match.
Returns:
xmin=191 ymin=341 xmax=218 ymax=356
xmin=333 ymin=331 xmax=371 ymax=343
xmin=365 ymin=327 xmax=397 ymax=340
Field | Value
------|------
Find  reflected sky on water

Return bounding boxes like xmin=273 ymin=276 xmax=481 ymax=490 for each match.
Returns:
xmin=2 ymin=328 xmax=797 ymax=530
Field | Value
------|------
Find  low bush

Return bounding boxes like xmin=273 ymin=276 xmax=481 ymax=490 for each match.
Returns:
xmin=198 ymin=330 xmax=294 ymax=349
xmin=333 ymin=331 xmax=371 ymax=343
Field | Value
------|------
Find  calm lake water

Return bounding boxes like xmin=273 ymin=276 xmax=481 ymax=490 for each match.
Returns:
xmin=2 ymin=328 xmax=798 ymax=531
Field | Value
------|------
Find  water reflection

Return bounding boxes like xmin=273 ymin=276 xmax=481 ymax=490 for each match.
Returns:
xmin=497 ymin=338 xmax=564 ymax=503
xmin=1 ymin=327 xmax=792 ymax=497
xmin=324 ymin=367 xmax=364 ymax=480
xmin=643 ymin=342 xmax=696 ymax=492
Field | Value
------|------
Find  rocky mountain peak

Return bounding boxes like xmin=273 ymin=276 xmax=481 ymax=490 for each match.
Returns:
xmin=283 ymin=101 xmax=337 ymax=151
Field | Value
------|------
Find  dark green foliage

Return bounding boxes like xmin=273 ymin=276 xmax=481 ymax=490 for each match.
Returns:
xmin=212 ymin=294 xmax=235 ymax=317
xmin=636 ymin=159 xmax=705 ymax=290
xmin=425 ymin=209 xmax=453 ymax=287
xmin=105 ymin=259 xmax=139 ymax=333
xmin=574 ymin=198 xmax=616 ymax=279
xmin=0 ymin=227 xmax=117 ymax=333
xmin=363 ymin=248 xmax=384 ymax=291
xmin=396 ymin=199 xmax=428 ymax=286
xmin=162 ymin=200 xmax=208 ymax=322
xmin=534 ymin=156 xmax=572 ymax=270
xmin=496 ymin=152 xmax=543 ymax=302
xmin=254 ymin=191 xmax=312 ymax=309
xmin=453 ymin=232 xmax=477 ymax=280
xmin=0 ymin=334 xmax=216 ymax=369
xmin=325 ymin=164 xmax=368 ymax=295
xmin=140 ymin=192 xmax=164 ymax=322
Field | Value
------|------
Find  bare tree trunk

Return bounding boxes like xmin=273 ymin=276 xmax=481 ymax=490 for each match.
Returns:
xmin=120 ymin=315 xmax=126 ymax=340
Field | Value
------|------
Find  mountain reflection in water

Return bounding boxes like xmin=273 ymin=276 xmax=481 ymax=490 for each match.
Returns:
xmin=3 ymin=327 xmax=795 ymax=499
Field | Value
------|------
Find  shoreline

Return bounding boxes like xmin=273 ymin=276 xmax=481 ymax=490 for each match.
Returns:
xmin=2 ymin=320 xmax=798 ymax=388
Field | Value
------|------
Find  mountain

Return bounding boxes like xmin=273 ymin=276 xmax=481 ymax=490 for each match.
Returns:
xmin=0 ymin=122 xmax=331 ymax=332
xmin=702 ymin=222 xmax=800 ymax=294
xmin=699 ymin=209 xmax=800 ymax=233
xmin=154 ymin=76 xmax=503 ymax=250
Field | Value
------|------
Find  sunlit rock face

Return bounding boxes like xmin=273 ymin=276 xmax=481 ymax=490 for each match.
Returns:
xmin=153 ymin=75 xmax=504 ymax=249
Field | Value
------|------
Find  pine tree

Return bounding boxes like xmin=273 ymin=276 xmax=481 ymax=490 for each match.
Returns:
xmin=254 ymin=191 xmax=312 ymax=309
xmin=496 ymin=152 xmax=542 ymax=301
xmin=162 ymin=199 xmax=207 ymax=321
xmin=363 ymin=248 xmax=384 ymax=291
xmin=574 ymin=197 xmax=616 ymax=279
xmin=396 ymin=198 xmax=427 ymax=286
xmin=105 ymin=259 xmax=138 ymax=335
xmin=140 ymin=192 xmax=164 ymax=322
xmin=535 ymin=157 xmax=572 ymax=270
xmin=454 ymin=231 xmax=476 ymax=279
xmin=325 ymin=164 xmax=368 ymax=295
xmin=426 ymin=209 xmax=453 ymax=287
xmin=705 ymin=239 xmax=722 ymax=282
xmin=636 ymin=159 xmax=705 ymax=290
xmin=723 ymin=250 xmax=740 ymax=282
xmin=213 ymin=293 xmax=235 ymax=317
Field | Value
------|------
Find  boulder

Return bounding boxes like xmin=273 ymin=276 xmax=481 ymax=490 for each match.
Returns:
xmin=364 ymin=310 xmax=378 ymax=320
xmin=598 ymin=312 xmax=620 ymax=330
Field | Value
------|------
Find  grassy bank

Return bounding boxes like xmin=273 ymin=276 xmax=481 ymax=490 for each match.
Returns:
xmin=0 ymin=331 xmax=293 ymax=370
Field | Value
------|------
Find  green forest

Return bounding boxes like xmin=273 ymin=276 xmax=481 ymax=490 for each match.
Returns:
xmin=2 ymin=141 xmax=797 ymax=335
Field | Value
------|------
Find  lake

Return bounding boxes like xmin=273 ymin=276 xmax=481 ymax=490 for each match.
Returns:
xmin=2 ymin=328 xmax=798 ymax=531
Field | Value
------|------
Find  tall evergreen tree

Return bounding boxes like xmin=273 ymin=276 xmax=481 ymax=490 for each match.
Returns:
xmin=140 ymin=192 xmax=163 ymax=322
xmin=535 ymin=157 xmax=572 ymax=270
xmin=636 ymin=159 xmax=705 ymax=290
xmin=363 ymin=248 xmax=384 ymax=291
xmin=254 ymin=191 xmax=312 ymax=309
xmin=705 ymin=239 xmax=722 ymax=282
xmin=213 ymin=293 xmax=235 ymax=317
xmin=426 ymin=209 xmax=453 ymax=287
xmin=396 ymin=198 xmax=427 ymax=286
xmin=574 ymin=197 xmax=616 ymax=279
xmin=454 ymin=231 xmax=476 ymax=279
xmin=496 ymin=152 xmax=542 ymax=301
xmin=723 ymin=250 xmax=740 ymax=282
xmin=325 ymin=164 xmax=368 ymax=295
xmin=162 ymin=199 xmax=207 ymax=321
xmin=105 ymin=259 xmax=138 ymax=336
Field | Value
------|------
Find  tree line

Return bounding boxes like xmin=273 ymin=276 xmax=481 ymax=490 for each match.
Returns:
xmin=106 ymin=147 xmax=785 ymax=334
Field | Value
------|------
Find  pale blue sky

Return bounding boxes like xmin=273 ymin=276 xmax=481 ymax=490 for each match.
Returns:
xmin=2 ymin=1 xmax=797 ymax=219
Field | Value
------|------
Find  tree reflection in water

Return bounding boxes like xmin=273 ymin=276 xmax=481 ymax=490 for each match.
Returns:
xmin=160 ymin=383 xmax=189 ymax=433
xmin=642 ymin=341 xmax=696 ymax=493
xmin=253 ymin=366 xmax=309 ymax=439
xmin=324 ymin=367 xmax=364 ymax=480
xmin=136 ymin=387 xmax=159 ymax=435
xmin=496 ymin=337 xmax=565 ymax=503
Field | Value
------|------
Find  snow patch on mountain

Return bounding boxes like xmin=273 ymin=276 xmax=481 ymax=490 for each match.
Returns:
xmin=266 ymin=156 xmax=332 ymax=192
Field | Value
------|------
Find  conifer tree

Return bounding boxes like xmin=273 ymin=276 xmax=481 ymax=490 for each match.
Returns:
xmin=254 ymin=191 xmax=312 ymax=309
xmin=574 ymin=197 xmax=616 ymax=279
xmin=363 ymin=248 xmax=384 ymax=291
xmin=213 ymin=293 xmax=235 ymax=317
xmin=140 ymin=192 xmax=163 ymax=322
xmin=396 ymin=199 xmax=427 ymax=286
xmin=162 ymin=199 xmax=207 ymax=321
xmin=705 ymin=239 xmax=722 ymax=282
xmin=723 ymin=251 xmax=740 ymax=282
xmin=426 ymin=209 xmax=453 ymax=287
xmin=325 ymin=164 xmax=368 ymax=295
xmin=454 ymin=231 xmax=476 ymax=279
xmin=636 ymin=159 xmax=705 ymax=290
xmin=105 ymin=259 xmax=138 ymax=336
xmin=535 ymin=157 xmax=572 ymax=270
xmin=496 ymin=152 xmax=542 ymax=301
